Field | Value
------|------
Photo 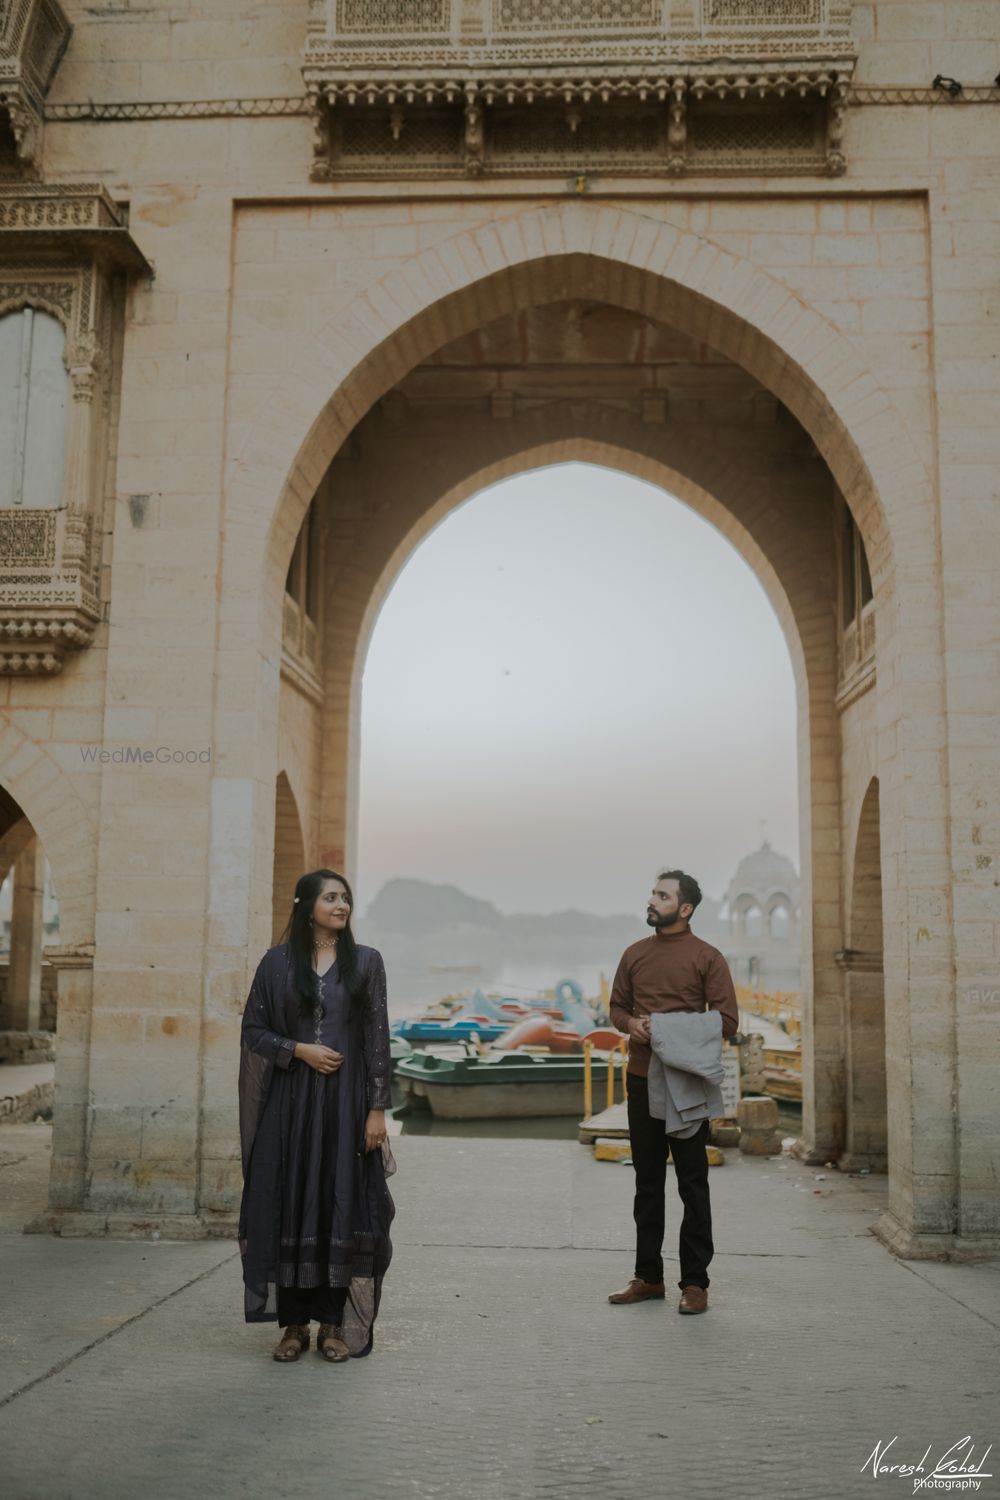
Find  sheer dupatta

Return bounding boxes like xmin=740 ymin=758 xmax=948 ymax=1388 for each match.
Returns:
xmin=238 ymin=945 xmax=296 ymax=1179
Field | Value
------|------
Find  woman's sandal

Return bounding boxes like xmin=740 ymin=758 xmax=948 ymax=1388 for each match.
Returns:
xmin=317 ymin=1323 xmax=350 ymax=1362
xmin=273 ymin=1324 xmax=310 ymax=1361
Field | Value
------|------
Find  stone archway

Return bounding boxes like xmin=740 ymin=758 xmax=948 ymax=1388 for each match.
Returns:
xmin=0 ymin=723 xmax=97 ymax=947
xmin=0 ymin=812 xmax=49 ymax=1034
xmin=245 ymin=203 xmax=912 ymax=586
xmin=842 ymin=776 xmax=887 ymax=1171
xmin=204 ymin=198 xmax=956 ymax=1254
xmin=316 ymin=405 xmax=835 ymax=1156
xmin=0 ymin=720 xmax=99 ymax=1210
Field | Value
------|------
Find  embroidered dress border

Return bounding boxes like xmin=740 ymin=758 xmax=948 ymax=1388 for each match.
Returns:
xmin=277 ymin=1255 xmax=377 ymax=1286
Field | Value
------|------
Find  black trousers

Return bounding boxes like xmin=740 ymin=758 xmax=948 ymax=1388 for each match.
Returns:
xmin=276 ymin=1284 xmax=348 ymax=1327
xmin=626 ymin=1073 xmax=714 ymax=1290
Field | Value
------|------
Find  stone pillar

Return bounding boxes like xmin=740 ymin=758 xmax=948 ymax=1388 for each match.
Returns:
xmin=839 ymin=951 xmax=887 ymax=1171
xmin=41 ymin=943 xmax=95 ymax=1213
xmin=871 ymin=618 xmax=957 ymax=1256
xmin=73 ymin=190 xmax=234 ymax=1223
xmin=8 ymin=835 xmax=44 ymax=1031
xmin=197 ymin=767 xmax=276 ymax=1219
xmin=923 ymin=179 xmax=1000 ymax=1255
xmin=62 ymin=344 xmax=99 ymax=515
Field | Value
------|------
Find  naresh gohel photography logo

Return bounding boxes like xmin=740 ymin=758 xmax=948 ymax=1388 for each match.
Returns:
xmin=78 ymin=744 xmax=212 ymax=766
xmin=861 ymin=1436 xmax=993 ymax=1493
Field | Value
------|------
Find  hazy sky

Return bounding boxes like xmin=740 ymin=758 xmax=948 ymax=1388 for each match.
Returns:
xmin=357 ymin=463 xmax=799 ymax=917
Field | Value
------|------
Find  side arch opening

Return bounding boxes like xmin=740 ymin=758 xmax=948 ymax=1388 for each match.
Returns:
xmin=842 ymin=776 xmax=887 ymax=1172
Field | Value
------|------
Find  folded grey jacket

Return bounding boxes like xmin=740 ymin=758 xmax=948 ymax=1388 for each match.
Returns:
xmin=646 ymin=1010 xmax=725 ymax=1138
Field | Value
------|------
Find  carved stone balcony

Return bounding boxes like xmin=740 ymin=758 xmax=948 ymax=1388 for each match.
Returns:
xmin=0 ymin=185 xmax=151 ymax=674
xmin=0 ymin=506 xmax=99 ymax=673
xmin=303 ymin=0 xmax=856 ymax=180
xmin=836 ymin=598 xmax=876 ymax=708
xmin=0 ymin=180 xmax=152 ymax=271
xmin=0 ymin=0 xmax=72 ymax=172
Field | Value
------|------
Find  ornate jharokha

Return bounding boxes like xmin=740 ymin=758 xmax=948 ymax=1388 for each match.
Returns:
xmin=0 ymin=0 xmax=72 ymax=171
xmin=0 ymin=184 xmax=150 ymax=674
xmin=304 ymin=0 xmax=855 ymax=180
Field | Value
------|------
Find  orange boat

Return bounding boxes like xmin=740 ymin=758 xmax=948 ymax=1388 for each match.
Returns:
xmin=494 ymin=1016 xmax=582 ymax=1054
xmin=580 ymin=1028 xmax=624 ymax=1052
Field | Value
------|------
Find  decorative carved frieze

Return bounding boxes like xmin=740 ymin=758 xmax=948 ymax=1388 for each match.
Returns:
xmin=304 ymin=0 xmax=856 ymax=178
xmin=0 ymin=182 xmax=152 ymax=272
xmin=0 ymin=0 xmax=72 ymax=172
xmin=37 ymin=82 xmax=1000 ymax=128
xmin=0 ymin=506 xmax=100 ymax=673
xmin=0 ymin=507 xmax=55 ymax=562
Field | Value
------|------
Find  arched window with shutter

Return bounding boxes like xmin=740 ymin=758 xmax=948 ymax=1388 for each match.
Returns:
xmin=0 ymin=307 xmax=70 ymax=509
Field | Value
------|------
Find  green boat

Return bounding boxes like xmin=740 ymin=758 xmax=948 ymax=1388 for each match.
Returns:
xmin=394 ymin=1049 xmax=618 ymax=1120
xmin=389 ymin=1035 xmax=414 ymax=1069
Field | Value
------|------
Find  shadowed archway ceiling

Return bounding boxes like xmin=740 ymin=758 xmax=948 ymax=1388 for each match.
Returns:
xmin=374 ymin=299 xmax=822 ymax=451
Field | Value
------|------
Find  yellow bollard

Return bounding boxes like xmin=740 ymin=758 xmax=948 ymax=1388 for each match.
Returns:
xmin=583 ymin=1039 xmax=593 ymax=1121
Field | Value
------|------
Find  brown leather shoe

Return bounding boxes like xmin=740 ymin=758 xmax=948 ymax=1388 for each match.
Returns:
xmin=608 ymin=1278 xmax=666 ymax=1304
xmin=678 ymin=1286 xmax=709 ymax=1314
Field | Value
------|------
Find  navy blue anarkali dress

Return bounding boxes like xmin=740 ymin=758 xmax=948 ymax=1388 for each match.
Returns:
xmin=237 ymin=942 xmax=395 ymax=1355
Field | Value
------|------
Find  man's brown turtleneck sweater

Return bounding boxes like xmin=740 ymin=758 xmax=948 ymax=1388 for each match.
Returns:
xmin=609 ymin=925 xmax=740 ymax=1078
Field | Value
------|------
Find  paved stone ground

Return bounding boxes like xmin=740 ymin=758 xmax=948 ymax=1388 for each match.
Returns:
xmin=1 ymin=1123 xmax=998 ymax=1500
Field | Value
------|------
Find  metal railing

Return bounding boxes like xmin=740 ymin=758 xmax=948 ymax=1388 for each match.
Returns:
xmin=582 ymin=1037 xmax=628 ymax=1120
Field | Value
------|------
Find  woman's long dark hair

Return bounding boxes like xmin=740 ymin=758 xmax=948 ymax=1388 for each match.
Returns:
xmin=279 ymin=869 xmax=368 ymax=1025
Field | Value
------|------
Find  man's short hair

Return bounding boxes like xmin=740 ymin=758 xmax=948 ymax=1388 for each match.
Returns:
xmin=657 ymin=869 xmax=703 ymax=913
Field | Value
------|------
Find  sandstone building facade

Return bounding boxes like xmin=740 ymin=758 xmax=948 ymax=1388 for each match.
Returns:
xmin=0 ymin=0 xmax=997 ymax=1258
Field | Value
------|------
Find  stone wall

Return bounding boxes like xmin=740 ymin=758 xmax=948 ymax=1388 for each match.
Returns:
xmin=0 ymin=964 xmax=58 ymax=1033
xmin=0 ymin=1030 xmax=56 ymax=1066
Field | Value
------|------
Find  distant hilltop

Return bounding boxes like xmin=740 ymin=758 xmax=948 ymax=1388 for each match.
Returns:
xmin=362 ymin=877 xmax=725 ymax=951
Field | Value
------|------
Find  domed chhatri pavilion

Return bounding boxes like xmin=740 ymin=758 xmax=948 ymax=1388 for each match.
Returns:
xmin=0 ymin=2 xmax=998 ymax=1261
xmin=721 ymin=840 xmax=801 ymax=995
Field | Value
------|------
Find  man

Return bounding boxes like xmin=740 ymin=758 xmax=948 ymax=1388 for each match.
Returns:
xmin=608 ymin=869 xmax=739 ymax=1315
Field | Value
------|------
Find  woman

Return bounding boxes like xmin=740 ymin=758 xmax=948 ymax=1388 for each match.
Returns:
xmin=238 ymin=869 xmax=396 ymax=1363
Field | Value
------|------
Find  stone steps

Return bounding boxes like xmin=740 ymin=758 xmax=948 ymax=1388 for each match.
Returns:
xmin=0 ymin=1062 xmax=55 ymax=1125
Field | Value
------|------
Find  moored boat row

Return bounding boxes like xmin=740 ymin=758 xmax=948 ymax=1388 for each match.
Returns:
xmin=394 ymin=1049 xmax=624 ymax=1120
xmin=389 ymin=980 xmax=804 ymax=1121
xmin=390 ymin=976 xmax=627 ymax=1119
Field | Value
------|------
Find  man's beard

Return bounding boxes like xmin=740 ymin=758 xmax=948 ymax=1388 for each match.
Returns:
xmin=646 ymin=908 xmax=680 ymax=929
